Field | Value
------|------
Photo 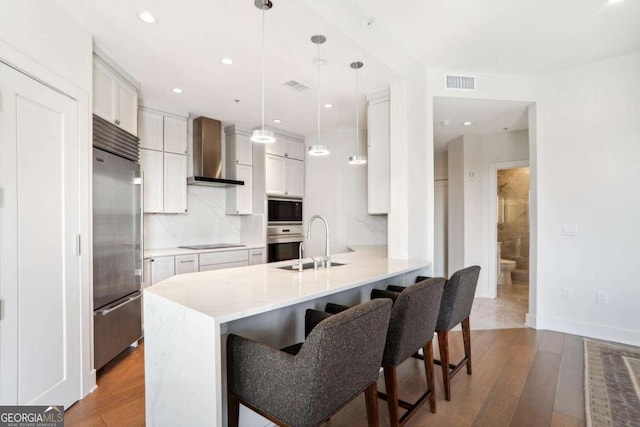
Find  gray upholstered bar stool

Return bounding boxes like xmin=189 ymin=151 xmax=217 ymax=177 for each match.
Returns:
xmin=226 ymin=298 xmax=393 ymax=427
xmin=390 ymin=265 xmax=481 ymax=401
xmin=326 ymin=277 xmax=446 ymax=427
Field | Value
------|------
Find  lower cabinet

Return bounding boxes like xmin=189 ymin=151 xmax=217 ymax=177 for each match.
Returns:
xmin=145 ymin=248 xmax=261 ymax=285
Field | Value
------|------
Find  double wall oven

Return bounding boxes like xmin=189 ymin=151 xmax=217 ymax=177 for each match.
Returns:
xmin=267 ymin=198 xmax=304 ymax=263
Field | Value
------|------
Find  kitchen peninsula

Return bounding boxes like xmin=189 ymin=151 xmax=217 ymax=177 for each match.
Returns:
xmin=143 ymin=247 xmax=430 ymax=427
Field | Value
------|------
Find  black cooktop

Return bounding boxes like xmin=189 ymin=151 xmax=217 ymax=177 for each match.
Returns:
xmin=178 ymin=243 xmax=246 ymax=250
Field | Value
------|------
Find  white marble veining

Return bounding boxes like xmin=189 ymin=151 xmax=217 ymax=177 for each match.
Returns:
xmin=240 ymin=213 xmax=266 ymax=246
xmin=144 ymin=186 xmax=241 ymax=249
xmin=145 ymin=247 xmax=428 ymax=324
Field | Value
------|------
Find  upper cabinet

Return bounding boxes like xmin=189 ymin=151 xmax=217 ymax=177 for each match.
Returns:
xmin=93 ymin=55 xmax=138 ymax=136
xmin=264 ymin=130 xmax=305 ymax=198
xmin=367 ymin=89 xmax=390 ymax=214
xmin=225 ymin=125 xmax=254 ymax=215
xmin=138 ymin=107 xmax=188 ymax=214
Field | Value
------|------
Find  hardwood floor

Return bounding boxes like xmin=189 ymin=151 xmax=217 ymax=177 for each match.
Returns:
xmin=65 ymin=329 xmax=586 ymax=427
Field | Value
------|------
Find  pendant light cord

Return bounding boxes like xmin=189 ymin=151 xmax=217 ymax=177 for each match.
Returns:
xmin=260 ymin=4 xmax=266 ymax=133
xmin=355 ymin=66 xmax=359 ymax=157
xmin=316 ymin=40 xmax=321 ymax=145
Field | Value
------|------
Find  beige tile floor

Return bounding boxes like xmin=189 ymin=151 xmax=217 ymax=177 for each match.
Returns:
xmin=468 ymin=281 xmax=530 ymax=330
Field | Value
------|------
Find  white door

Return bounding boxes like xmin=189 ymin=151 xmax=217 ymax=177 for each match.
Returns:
xmin=150 ymin=257 xmax=175 ymax=285
xmin=117 ymin=80 xmax=138 ymax=135
xmin=163 ymin=115 xmax=187 ymax=154
xmin=0 ymin=63 xmax=81 ymax=407
xmin=93 ymin=61 xmax=116 ymax=123
xmin=286 ymin=158 xmax=304 ymax=198
xmin=265 ymin=154 xmax=286 ymax=195
xmin=235 ymin=164 xmax=253 ymax=214
xmin=138 ymin=109 xmax=164 ymax=151
xmin=163 ymin=152 xmax=187 ymax=213
xmin=140 ymin=149 xmax=164 ymax=213
xmin=434 ymin=180 xmax=449 ymax=277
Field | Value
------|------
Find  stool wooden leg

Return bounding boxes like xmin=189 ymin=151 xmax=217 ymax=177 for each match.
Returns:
xmin=383 ymin=365 xmax=400 ymax=427
xmin=228 ymin=392 xmax=240 ymax=427
xmin=364 ymin=382 xmax=380 ymax=427
xmin=462 ymin=317 xmax=472 ymax=375
xmin=437 ymin=330 xmax=451 ymax=401
xmin=423 ymin=341 xmax=436 ymax=413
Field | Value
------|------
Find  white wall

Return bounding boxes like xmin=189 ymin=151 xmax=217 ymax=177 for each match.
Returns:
xmin=304 ymin=128 xmax=388 ymax=257
xmin=535 ymin=52 xmax=640 ymax=345
xmin=447 ymin=137 xmax=465 ymax=276
xmin=459 ymin=131 xmax=529 ymax=296
xmin=434 ymin=151 xmax=448 ymax=179
xmin=1 ymin=0 xmax=95 ymax=397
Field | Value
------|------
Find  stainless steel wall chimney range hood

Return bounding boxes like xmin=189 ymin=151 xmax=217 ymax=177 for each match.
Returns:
xmin=187 ymin=116 xmax=244 ymax=187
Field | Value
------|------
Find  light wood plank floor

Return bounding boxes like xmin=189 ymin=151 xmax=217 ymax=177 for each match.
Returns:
xmin=65 ymin=328 xmax=586 ymax=427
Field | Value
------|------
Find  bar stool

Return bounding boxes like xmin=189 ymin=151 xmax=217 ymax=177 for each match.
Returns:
xmin=226 ymin=298 xmax=393 ymax=427
xmin=390 ymin=266 xmax=481 ymax=401
xmin=326 ymin=277 xmax=446 ymax=427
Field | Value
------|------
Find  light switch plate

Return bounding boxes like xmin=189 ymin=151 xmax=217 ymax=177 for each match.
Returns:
xmin=596 ymin=290 xmax=608 ymax=304
xmin=562 ymin=223 xmax=578 ymax=237
xmin=562 ymin=288 xmax=572 ymax=300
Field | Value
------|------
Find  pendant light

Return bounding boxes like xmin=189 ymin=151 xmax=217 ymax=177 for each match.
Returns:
xmin=250 ymin=0 xmax=276 ymax=144
xmin=308 ymin=35 xmax=330 ymax=156
xmin=348 ymin=61 xmax=367 ymax=165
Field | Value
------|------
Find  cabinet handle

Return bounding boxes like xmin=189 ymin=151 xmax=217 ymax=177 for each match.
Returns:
xmin=236 ymin=210 xmax=239 ymax=214
xmin=151 ymin=259 xmax=154 ymax=262
xmin=285 ymin=153 xmax=288 ymax=157
xmin=285 ymin=192 xmax=288 ymax=195
xmin=115 ymin=119 xmax=121 ymax=125
xmin=236 ymin=160 xmax=239 ymax=163
xmin=180 ymin=260 xmax=194 ymax=263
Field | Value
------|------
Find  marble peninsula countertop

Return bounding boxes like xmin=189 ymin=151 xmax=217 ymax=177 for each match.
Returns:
xmin=144 ymin=244 xmax=265 ymax=259
xmin=144 ymin=246 xmax=428 ymax=324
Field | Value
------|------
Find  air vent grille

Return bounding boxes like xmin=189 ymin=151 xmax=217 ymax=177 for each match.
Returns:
xmin=445 ymin=74 xmax=476 ymax=91
xmin=283 ymin=80 xmax=311 ymax=92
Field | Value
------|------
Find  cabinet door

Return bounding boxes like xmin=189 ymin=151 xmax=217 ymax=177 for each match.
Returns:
xmin=175 ymin=254 xmax=199 ymax=274
xmin=140 ymin=149 xmax=164 ymax=213
xmin=235 ymin=134 xmax=253 ymax=166
xmin=93 ymin=62 xmax=116 ymax=123
xmin=284 ymin=140 xmax=304 ymax=160
xmin=367 ymin=99 xmax=390 ymax=214
xmin=138 ymin=109 xmax=164 ymax=151
xmin=265 ymin=154 xmax=286 ymax=195
xmin=163 ymin=115 xmax=187 ymax=154
xmin=265 ymin=139 xmax=285 ymax=157
xmin=142 ymin=258 xmax=151 ymax=289
xmin=235 ymin=164 xmax=253 ymax=214
xmin=199 ymin=261 xmax=248 ymax=271
xmin=249 ymin=248 xmax=265 ymax=265
xmin=285 ymin=158 xmax=304 ymax=198
xmin=150 ymin=256 xmax=175 ymax=285
xmin=163 ymin=152 xmax=187 ymax=213
xmin=117 ymin=80 xmax=138 ymax=135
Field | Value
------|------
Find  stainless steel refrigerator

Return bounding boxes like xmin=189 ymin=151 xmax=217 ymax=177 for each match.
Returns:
xmin=92 ymin=115 xmax=143 ymax=370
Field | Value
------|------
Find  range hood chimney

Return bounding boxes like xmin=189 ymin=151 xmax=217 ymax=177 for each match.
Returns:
xmin=187 ymin=116 xmax=244 ymax=187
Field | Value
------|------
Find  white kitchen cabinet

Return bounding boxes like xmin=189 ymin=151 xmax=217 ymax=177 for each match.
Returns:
xmin=199 ymin=249 xmax=249 ymax=271
xmin=93 ymin=56 xmax=138 ymax=135
xmin=140 ymin=149 xmax=164 ymax=213
xmin=266 ymin=154 xmax=304 ymax=197
xmin=142 ymin=259 xmax=152 ymax=289
xmin=175 ymin=254 xmax=199 ymax=274
xmin=265 ymin=137 xmax=304 ymax=160
xmin=150 ymin=256 xmax=175 ymax=285
xmin=138 ymin=109 xmax=163 ymax=151
xmin=163 ymin=152 xmax=187 ymax=213
xmin=139 ymin=108 xmax=188 ymax=214
xmin=249 ymin=248 xmax=265 ymax=265
xmin=367 ymin=89 xmax=390 ymax=214
xmin=226 ymin=164 xmax=253 ymax=215
xmin=199 ymin=261 xmax=248 ymax=271
xmin=225 ymin=126 xmax=253 ymax=167
xmin=163 ymin=115 xmax=188 ymax=154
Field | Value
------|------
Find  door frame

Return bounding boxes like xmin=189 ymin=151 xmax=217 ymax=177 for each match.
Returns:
xmin=488 ymin=160 xmax=530 ymax=298
xmin=0 ymin=40 xmax=95 ymax=397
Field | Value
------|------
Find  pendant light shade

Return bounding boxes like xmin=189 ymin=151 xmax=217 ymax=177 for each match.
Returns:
xmin=348 ymin=61 xmax=367 ymax=165
xmin=308 ymin=35 xmax=330 ymax=156
xmin=251 ymin=0 xmax=275 ymax=144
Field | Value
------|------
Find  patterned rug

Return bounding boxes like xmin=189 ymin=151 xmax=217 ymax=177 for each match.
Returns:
xmin=584 ymin=338 xmax=640 ymax=426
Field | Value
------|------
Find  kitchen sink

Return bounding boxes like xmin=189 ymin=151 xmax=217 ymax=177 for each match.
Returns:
xmin=278 ymin=262 xmax=345 ymax=271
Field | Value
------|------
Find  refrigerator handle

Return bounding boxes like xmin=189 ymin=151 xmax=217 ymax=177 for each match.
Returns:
xmin=139 ymin=170 xmax=145 ymax=284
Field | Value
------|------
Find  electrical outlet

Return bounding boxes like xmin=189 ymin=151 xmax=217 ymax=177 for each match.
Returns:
xmin=596 ymin=290 xmax=608 ymax=304
xmin=562 ymin=223 xmax=578 ymax=237
xmin=562 ymin=288 xmax=572 ymax=300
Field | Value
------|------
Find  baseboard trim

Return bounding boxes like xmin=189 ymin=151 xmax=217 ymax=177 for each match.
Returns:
xmin=525 ymin=313 xmax=537 ymax=329
xmin=536 ymin=316 xmax=640 ymax=347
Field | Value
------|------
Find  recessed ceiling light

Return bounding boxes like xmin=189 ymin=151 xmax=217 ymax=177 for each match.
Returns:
xmin=463 ymin=121 xmax=472 ymax=126
xmin=273 ymin=119 xmax=282 ymax=124
xmin=172 ymin=87 xmax=183 ymax=94
xmin=138 ymin=11 xmax=156 ymax=24
xmin=441 ymin=120 xmax=450 ymax=127
xmin=221 ymin=57 xmax=233 ymax=65
xmin=324 ymin=103 xmax=333 ymax=109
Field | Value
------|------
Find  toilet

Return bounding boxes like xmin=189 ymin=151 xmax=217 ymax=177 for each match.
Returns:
xmin=499 ymin=259 xmax=517 ymax=285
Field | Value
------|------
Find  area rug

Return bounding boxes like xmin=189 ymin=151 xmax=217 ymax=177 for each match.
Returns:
xmin=584 ymin=338 xmax=640 ymax=426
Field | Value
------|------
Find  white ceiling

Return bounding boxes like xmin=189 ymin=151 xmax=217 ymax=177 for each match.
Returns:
xmin=433 ymin=97 xmax=530 ymax=152
xmin=52 ymin=0 xmax=639 ymax=138
xmin=350 ymin=0 xmax=640 ymax=74
xmin=53 ymin=0 xmax=399 ymax=136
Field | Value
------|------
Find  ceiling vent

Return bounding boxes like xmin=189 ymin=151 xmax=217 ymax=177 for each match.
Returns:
xmin=444 ymin=74 xmax=476 ymax=91
xmin=283 ymin=80 xmax=311 ymax=92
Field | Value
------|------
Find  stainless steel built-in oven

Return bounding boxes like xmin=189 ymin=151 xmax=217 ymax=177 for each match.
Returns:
xmin=267 ymin=225 xmax=304 ymax=263
xmin=268 ymin=197 xmax=303 ymax=224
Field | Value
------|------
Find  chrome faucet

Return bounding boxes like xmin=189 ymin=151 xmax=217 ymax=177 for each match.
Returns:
xmin=297 ymin=241 xmax=305 ymax=272
xmin=307 ymin=215 xmax=331 ymax=268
